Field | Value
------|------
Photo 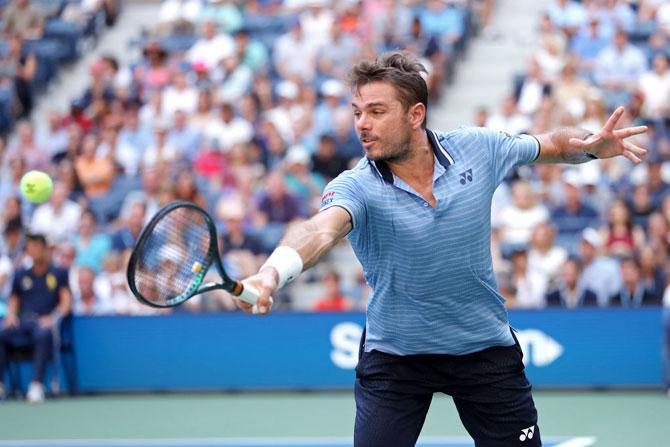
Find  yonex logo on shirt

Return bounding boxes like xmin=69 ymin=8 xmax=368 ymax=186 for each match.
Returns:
xmin=459 ymin=169 xmax=473 ymax=184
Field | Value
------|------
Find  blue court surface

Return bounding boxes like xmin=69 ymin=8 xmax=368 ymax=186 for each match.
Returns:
xmin=0 ymin=437 xmax=597 ymax=447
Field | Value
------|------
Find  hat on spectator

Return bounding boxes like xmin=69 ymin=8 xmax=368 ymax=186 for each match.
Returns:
xmin=581 ymin=228 xmax=603 ymax=249
xmin=217 ymin=199 xmax=245 ymax=221
xmin=321 ymin=79 xmax=344 ymax=97
xmin=562 ymin=169 xmax=583 ymax=188
xmin=276 ymin=80 xmax=299 ymax=100
xmin=192 ymin=61 xmax=208 ymax=72
xmin=284 ymin=145 xmax=311 ymax=166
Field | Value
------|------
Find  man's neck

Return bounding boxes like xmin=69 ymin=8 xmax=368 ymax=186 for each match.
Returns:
xmin=386 ymin=130 xmax=434 ymax=186
xmin=32 ymin=261 xmax=49 ymax=275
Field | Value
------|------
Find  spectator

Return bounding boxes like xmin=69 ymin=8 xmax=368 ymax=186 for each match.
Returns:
xmin=156 ymin=0 xmax=202 ymax=35
xmin=217 ymin=54 xmax=253 ymax=104
xmin=273 ymin=19 xmax=319 ymax=83
xmin=630 ymin=183 xmax=654 ymax=230
xmin=233 ymin=28 xmax=269 ymax=73
xmin=637 ymin=53 xmax=670 ymax=121
xmin=550 ymin=170 xmax=600 ymax=240
xmin=111 ymin=201 xmax=146 ymax=253
xmin=497 ymin=179 xmax=549 ymax=247
xmin=0 ymin=35 xmax=37 ymax=120
xmin=515 ymin=57 xmax=551 ymax=117
xmin=593 ymin=29 xmax=648 ymax=110
xmin=528 ymin=222 xmax=567 ymax=287
xmin=604 ymin=199 xmax=642 ymax=257
xmin=546 ymin=257 xmax=598 ymax=308
xmin=610 ymin=256 xmax=661 ymax=307
xmin=161 ymin=69 xmax=198 ymax=119
xmin=0 ymin=233 xmax=72 ymax=403
xmin=134 ymin=41 xmax=172 ymax=99
xmin=1 ymin=217 xmax=24 ymax=268
xmin=1 ymin=0 xmax=44 ymax=40
xmin=0 ymin=156 xmax=24 ymax=211
xmin=570 ymin=15 xmax=610 ymax=73
xmin=552 ymin=58 xmax=592 ymax=121
xmin=311 ymin=134 xmax=348 ymax=182
xmin=0 ymin=251 xmax=12 ymax=313
xmin=71 ymin=209 xmax=112 ymax=273
xmin=638 ymin=244 xmax=666 ymax=303
xmin=579 ymin=227 xmax=622 ymax=306
xmin=256 ymin=171 xmax=303 ymax=225
xmin=7 ymin=121 xmax=50 ymax=172
xmin=282 ymin=145 xmax=325 ymax=216
xmin=485 ymin=96 xmax=532 ymax=135
xmin=318 ymin=22 xmax=360 ymax=81
xmin=173 ymin=169 xmax=207 ymax=209
xmin=312 ymin=270 xmax=354 ymax=312
xmin=197 ymin=0 xmax=243 ymax=33
xmin=547 ymin=0 xmax=587 ymax=38
xmin=167 ymin=109 xmax=202 ymax=163
xmin=142 ymin=118 xmax=180 ymax=174
xmin=218 ymin=199 xmax=265 ymax=257
xmin=29 ymin=182 xmax=82 ymax=245
xmin=186 ymin=20 xmax=236 ymax=72
xmin=72 ymin=266 xmax=113 ymax=315
xmin=204 ymin=102 xmax=254 ymax=152
xmin=75 ymin=133 xmax=115 ymax=198
xmin=36 ymin=111 xmax=69 ymax=160
xmin=503 ymin=246 xmax=547 ymax=309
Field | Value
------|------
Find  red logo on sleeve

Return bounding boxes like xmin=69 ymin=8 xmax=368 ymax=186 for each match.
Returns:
xmin=321 ymin=191 xmax=335 ymax=207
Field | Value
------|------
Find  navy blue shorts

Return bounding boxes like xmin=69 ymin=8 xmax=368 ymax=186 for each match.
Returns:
xmin=354 ymin=330 xmax=541 ymax=447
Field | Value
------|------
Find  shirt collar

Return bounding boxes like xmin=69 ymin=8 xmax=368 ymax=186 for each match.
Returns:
xmin=369 ymin=128 xmax=455 ymax=184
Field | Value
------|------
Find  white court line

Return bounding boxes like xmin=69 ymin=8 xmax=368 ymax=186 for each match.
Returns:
xmin=554 ymin=437 xmax=598 ymax=447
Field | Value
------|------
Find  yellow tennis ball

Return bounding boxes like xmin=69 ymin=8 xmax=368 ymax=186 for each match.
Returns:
xmin=191 ymin=262 xmax=202 ymax=273
xmin=20 ymin=170 xmax=53 ymax=204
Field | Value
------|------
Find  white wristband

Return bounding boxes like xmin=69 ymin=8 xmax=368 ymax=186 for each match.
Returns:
xmin=260 ymin=246 xmax=303 ymax=289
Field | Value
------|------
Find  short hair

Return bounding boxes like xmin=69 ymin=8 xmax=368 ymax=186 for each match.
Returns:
xmin=25 ymin=233 xmax=47 ymax=246
xmin=4 ymin=216 xmax=23 ymax=234
xmin=349 ymin=52 xmax=429 ymax=128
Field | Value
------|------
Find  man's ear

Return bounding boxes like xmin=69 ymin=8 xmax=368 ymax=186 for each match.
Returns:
xmin=408 ymin=103 xmax=426 ymax=130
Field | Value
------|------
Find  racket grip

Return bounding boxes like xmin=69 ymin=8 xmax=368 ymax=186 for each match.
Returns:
xmin=238 ymin=281 xmax=274 ymax=314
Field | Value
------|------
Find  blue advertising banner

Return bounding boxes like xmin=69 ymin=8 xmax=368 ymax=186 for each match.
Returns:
xmin=73 ymin=309 xmax=664 ymax=391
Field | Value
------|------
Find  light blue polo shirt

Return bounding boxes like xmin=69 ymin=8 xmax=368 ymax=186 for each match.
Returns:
xmin=320 ymin=127 xmax=540 ymax=355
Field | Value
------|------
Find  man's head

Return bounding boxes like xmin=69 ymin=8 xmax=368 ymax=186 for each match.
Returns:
xmin=349 ymin=52 xmax=428 ymax=163
xmin=25 ymin=233 xmax=49 ymax=265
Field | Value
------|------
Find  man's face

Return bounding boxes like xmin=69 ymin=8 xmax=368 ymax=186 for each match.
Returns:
xmin=26 ymin=239 xmax=47 ymax=264
xmin=351 ymin=81 xmax=416 ymax=163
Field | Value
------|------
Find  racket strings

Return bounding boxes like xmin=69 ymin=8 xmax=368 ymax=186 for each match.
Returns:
xmin=133 ymin=207 xmax=213 ymax=305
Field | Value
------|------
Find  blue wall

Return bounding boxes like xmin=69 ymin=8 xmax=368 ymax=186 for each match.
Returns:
xmin=73 ymin=309 xmax=665 ymax=392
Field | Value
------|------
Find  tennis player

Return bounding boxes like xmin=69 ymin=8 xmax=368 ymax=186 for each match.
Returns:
xmin=241 ymin=52 xmax=647 ymax=446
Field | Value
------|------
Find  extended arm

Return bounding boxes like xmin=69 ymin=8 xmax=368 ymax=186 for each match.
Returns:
xmin=239 ymin=205 xmax=353 ymax=314
xmin=534 ymin=106 xmax=647 ymax=165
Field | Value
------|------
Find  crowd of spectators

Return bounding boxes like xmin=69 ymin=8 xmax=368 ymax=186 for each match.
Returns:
xmin=0 ymin=0 xmax=479 ymax=315
xmin=2 ymin=0 xmax=670 ymax=316
xmin=0 ymin=0 xmax=120 ymax=135
xmin=484 ymin=0 xmax=670 ymax=310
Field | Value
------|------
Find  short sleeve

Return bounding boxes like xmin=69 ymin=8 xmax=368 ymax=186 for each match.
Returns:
xmin=57 ymin=268 xmax=70 ymax=290
xmin=11 ymin=271 xmax=22 ymax=297
xmin=319 ymin=172 xmax=367 ymax=230
xmin=484 ymin=129 xmax=540 ymax=186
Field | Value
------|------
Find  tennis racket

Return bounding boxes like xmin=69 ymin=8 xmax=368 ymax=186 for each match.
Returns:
xmin=127 ymin=200 xmax=271 ymax=312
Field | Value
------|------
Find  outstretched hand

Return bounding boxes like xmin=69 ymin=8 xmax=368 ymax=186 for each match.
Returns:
xmin=568 ymin=106 xmax=648 ymax=163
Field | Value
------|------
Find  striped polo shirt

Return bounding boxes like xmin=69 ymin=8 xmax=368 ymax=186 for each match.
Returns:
xmin=320 ymin=127 xmax=540 ymax=355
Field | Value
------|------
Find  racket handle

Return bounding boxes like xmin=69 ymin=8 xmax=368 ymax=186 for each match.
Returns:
xmin=238 ymin=281 xmax=274 ymax=314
